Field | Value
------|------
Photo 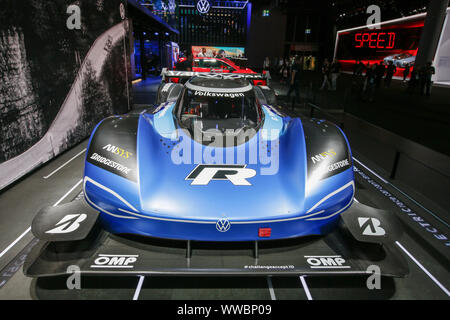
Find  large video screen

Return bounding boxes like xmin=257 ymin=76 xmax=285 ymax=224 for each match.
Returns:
xmin=192 ymin=46 xmax=245 ymax=58
xmin=335 ymin=18 xmax=425 ymax=76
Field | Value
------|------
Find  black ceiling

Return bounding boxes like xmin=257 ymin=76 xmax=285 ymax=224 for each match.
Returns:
xmin=252 ymin=0 xmax=432 ymax=28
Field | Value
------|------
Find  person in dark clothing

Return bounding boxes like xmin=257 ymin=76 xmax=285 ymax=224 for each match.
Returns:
xmin=403 ymin=64 xmax=411 ymax=82
xmin=408 ymin=66 xmax=420 ymax=93
xmin=384 ymin=61 xmax=397 ymax=87
xmin=286 ymin=57 xmax=302 ymax=110
xmin=320 ymin=58 xmax=331 ymax=90
xmin=174 ymin=53 xmax=193 ymax=71
xmin=364 ymin=64 xmax=377 ymax=102
xmin=330 ymin=59 xmax=341 ymax=91
xmin=353 ymin=60 xmax=359 ymax=75
xmin=355 ymin=61 xmax=365 ymax=76
xmin=420 ymin=62 xmax=435 ymax=96
xmin=375 ymin=62 xmax=386 ymax=88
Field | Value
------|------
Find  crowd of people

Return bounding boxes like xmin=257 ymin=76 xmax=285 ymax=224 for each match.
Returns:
xmin=259 ymin=54 xmax=436 ymax=110
xmin=326 ymin=59 xmax=436 ymax=102
xmin=355 ymin=60 xmax=433 ymax=99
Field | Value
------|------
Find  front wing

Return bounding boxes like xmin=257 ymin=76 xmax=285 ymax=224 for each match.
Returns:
xmin=24 ymin=201 xmax=408 ymax=277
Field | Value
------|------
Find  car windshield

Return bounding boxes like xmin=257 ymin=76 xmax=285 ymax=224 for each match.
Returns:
xmin=178 ymin=88 xmax=262 ymax=134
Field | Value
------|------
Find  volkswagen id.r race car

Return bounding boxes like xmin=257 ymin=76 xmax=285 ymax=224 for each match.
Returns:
xmin=81 ymin=72 xmax=355 ymax=241
xmin=25 ymin=71 xmax=407 ymax=278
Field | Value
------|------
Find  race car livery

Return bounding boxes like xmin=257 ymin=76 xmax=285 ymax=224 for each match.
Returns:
xmin=25 ymin=71 xmax=408 ymax=278
xmin=81 ymin=72 xmax=354 ymax=241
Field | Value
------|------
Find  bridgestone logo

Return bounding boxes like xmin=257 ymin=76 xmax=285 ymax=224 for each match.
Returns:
xmin=90 ymin=153 xmax=131 ymax=175
xmin=194 ymin=91 xmax=245 ymax=98
xmin=326 ymin=159 xmax=350 ymax=172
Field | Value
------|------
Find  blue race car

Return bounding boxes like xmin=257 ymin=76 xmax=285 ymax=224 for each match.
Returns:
xmin=82 ymin=72 xmax=354 ymax=241
xmin=26 ymin=71 xmax=408 ymax=278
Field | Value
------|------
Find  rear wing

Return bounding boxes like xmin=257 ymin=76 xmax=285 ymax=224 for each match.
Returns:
xmin=160 ymin=68 xmax=267 ymax=82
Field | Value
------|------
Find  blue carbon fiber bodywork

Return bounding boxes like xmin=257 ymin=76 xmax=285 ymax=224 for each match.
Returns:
xmin=84 ymin=103 xmax=355 ymax=241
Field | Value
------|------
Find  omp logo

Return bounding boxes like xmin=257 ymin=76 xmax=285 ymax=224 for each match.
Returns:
xmin=196 ymin=0 xmax=211 ymax=14
xmin=216 ymin=217 xmax=231 ymax=232
xmin=186 ymin=165 xmax=256 ymax=186
xmin=305 ymin=255 xmax=350 ymax=269
xmin=90 ymin=254 xmax=138 ymax=269
xmin=358 ymin=217 xmax=386 ymax=236
xmin=45 ymin=214 xmax=87 ymax=234
xmin=103 ymin=144 xmax=132 ymax=159
xmin=311 ymin=149 xmax=337 ymax=164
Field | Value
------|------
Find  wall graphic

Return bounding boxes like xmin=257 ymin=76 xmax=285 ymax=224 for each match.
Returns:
xmin=0 ymin=0 xmax=132 ymax=189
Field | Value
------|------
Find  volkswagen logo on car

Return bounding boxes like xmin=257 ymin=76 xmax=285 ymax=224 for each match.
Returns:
xmin=216 ymin=217 xmax=231 ymax=232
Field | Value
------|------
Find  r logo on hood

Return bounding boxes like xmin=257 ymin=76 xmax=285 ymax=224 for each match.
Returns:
xmin=186 ymin=164 xmax=256 ymax=186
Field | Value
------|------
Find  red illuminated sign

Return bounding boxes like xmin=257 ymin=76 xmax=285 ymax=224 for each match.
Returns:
xmin=354 ymin=32 xmax=396 ymax=49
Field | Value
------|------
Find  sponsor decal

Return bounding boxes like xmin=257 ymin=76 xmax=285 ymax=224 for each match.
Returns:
xmin=102 ymin=144 xmax=132 ymax=159
xmin=90 ymin=153 xmax=131 ymax=175
xmin=194 ymin=90 xmax=245 ymax=98
xmin=304 ymin=255 xmax=350 ymax=269
xmin=216 ymin=217 xmax=231 ymax=232
xmin=354 ymin=166 xmax=450 ymax=248
xmin=244 ymin=265 xmax=294 ymax=270
xmin=45 ymin=214 xmax=87 ymax=234
xmin=311 ymin=149 xmax=337 ymax=164
xmin=186 ymin=164 xmax=256 ymax=186
xmin=90 ymin=254 xmax=138 ymax=269
xmin=326 ymin=159 xmax=350 ymax=172
xmin=358 ymin=217 xmax=386 ymax=236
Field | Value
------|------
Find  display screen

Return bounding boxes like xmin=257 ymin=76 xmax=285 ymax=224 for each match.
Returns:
xmin=335 ymin=19 xmax=424 ymax=75
xmin=192 ymin=46 xmax=245 ymax=58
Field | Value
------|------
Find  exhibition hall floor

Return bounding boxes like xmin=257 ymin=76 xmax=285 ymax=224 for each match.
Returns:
xmin=0 ymin=79 xmax=448 ymax=300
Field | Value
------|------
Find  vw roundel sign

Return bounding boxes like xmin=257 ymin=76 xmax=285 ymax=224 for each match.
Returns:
xmin=196 ymin=0 xmax=211 ymax=14
xmin=216 ymin=217 xmax=231 ymax=232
